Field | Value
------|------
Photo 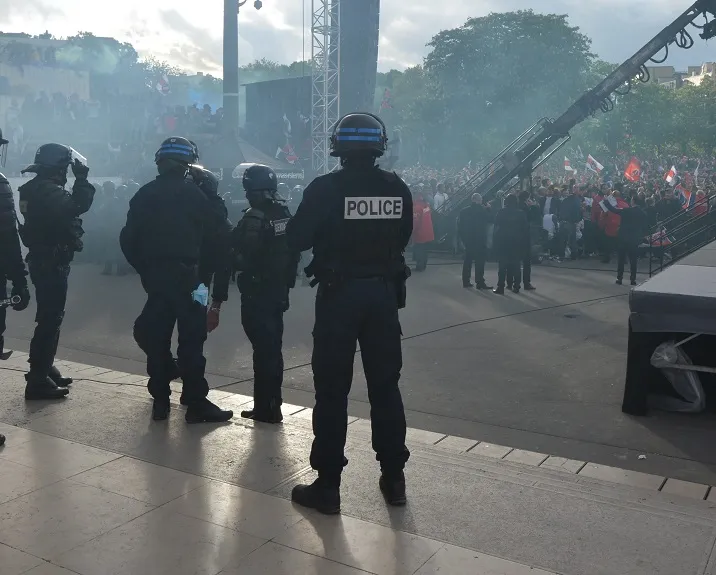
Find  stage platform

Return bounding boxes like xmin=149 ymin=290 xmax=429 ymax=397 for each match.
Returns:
xmin=624 ymin=240 xmax=716 ymax=414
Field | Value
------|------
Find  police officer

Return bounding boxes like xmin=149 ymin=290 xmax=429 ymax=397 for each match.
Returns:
xmin=231 ymin=164 xmax=298 ymax=423
xmin=120 ymin=137 xmax=233 ymax=423
xmin=19 ymin=144 xmax=94 ymax=400
xmin=286 ymin=113 xmax=413 ymax=514
xmin=0 ymin=128 xmax=30 ymax=363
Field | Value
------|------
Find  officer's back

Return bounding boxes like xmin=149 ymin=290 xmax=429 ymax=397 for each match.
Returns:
xmin=292 ymin=165 xmax=412 ymax=279
xmin=121 ymin=151 xmax=214 ymax=292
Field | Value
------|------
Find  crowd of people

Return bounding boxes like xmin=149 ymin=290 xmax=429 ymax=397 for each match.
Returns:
xmin=397 ymin=155 xmax=716 ymax=289
xmin=2 ymin=90 xmax=226 ymax=177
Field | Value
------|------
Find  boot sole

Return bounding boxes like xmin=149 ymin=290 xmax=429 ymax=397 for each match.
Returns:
xmin=185 ymin=412 xmax=234 ymax=424
xmin=25 ymin=390 xmax=69 ymax=400
xmin=291 ymin=497 xmax=341 ymax=515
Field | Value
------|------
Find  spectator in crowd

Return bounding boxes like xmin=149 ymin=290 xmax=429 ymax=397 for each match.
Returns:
xmin=560 ymin=184 xmax=583 ymax=260
xmin=411 ymin=190 xmax=434 ymax=272
xmin=603 ymin=189 xmax=649 ymax=286
xmin=517 ymin=190 xmax=540 ymax=290
xmin=458 ymin=193 xmax=492 ymax=289
xmin=493 ymin=193 xmax=529 ymax=295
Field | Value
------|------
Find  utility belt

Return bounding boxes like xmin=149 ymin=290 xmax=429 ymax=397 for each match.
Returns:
xmin=305 ymin=262 xmax=411 ymax=309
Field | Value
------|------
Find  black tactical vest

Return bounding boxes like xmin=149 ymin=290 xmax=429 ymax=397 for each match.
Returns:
xmin=326 ymin=168 xmax=405 ymax=278
xmin=235 ymin=202 xmax=297 ymax=290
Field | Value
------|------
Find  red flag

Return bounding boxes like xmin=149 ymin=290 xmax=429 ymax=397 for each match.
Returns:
xmin=624 ymin=157 xmax=642 ymax=182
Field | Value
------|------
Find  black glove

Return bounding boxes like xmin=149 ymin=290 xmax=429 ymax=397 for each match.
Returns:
xmin=71 ymin=159 xmax=89 ymax=179
xmin=11 ymin=283 xmax=30 ymax=311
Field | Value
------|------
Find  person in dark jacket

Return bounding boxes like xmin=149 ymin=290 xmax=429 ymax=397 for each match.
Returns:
xmin=604 ymin=192 xmax=649 ymax=286
xmin=516 ymin=190 xmax=540 ymax=290
xmin=656 ymin=189 xmax=682 ymax=228
xmin=0 ymin=129 xmax=30 ymax=362
xmin=457 ymin=193 xmax=492 ymax=289
xmin=120 ymin=137 xmax=233 ymax=423
xmin=19 ymin=144 xmax=94 ymax=400
xmin=559 ymin=186 xmax=582 ymax=260
xmin=493 ymin=194 xmax=529 ymax=295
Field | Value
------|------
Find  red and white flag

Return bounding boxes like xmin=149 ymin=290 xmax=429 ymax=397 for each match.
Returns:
xmin=586 ymin=154 xmax=604 ymax=174
xmin=665 ymin=165 xmax=677 ymax=185
xmin=156 ymin=75 xmax=170 ymax=95
xmin=564 ymin=157 xmax=573 ymax=172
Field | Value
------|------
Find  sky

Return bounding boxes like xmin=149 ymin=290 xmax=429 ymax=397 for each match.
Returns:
xmin=1 ymin=0 xmax=715 ymax=75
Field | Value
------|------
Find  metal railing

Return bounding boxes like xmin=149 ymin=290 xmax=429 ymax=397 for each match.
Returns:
xmin=648 ymin=195 xmax=716 ymax=276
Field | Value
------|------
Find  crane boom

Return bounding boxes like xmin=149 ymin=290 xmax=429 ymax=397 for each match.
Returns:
xmin=437 ymin=0 xmax=716 ymax=225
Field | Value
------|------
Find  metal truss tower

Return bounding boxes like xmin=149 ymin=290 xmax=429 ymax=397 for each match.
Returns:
xmin=311 ymin=0 xmax=341 ymax=175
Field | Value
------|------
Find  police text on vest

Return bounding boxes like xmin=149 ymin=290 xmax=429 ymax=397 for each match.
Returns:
xmin=344 ymin=197 xmax=403 ymax=219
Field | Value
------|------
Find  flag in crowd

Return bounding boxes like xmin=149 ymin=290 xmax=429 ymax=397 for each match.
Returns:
xmin=665 ymin=165 xmax=677 ymax=185
xmin=624 ymin=157 xmax=642 ymax=182
xmin=564 ymin=157 xmax=573 ymax=172
xmin=156 ymin=75 xmax=170 ymax=95
xmin=586 ymin=154 xmax=604 ymax=173
xmin=676 ymin=184 xmax=694 ymax=210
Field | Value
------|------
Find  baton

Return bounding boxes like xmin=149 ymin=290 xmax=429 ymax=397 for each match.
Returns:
xmin=0 ymin=295 xmax=21 ymax=308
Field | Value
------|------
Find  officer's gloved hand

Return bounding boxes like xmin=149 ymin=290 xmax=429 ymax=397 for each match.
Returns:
xmin=11 ymin=283 xmax=30 ymax=311
xmin=207 ymin=301 xmax=221 ymax=333
xmin=71 ymin=159 xmax=90 ymax=180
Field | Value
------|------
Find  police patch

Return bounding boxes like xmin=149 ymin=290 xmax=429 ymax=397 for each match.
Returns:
xmin=344 ymin=197 xmax=403 ymax=220
xmin=272 ymin=218 xmax=289 ymax=235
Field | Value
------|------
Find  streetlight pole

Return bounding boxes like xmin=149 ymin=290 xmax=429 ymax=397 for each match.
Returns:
xmin=222 ymin=0 xmax=263 ymax=136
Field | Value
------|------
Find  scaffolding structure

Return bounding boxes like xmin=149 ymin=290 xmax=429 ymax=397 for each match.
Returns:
xmin=311 ymin=0 xmax=341 ymax=175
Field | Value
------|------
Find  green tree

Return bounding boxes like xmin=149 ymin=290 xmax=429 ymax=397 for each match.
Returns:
xmin=412 ymin=10 xmax=595 ymax=165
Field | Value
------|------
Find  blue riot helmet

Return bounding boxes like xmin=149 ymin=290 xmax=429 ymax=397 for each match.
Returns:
xmin=242 ymin=163 xmax=279 ymax=207
xmin=330 ymin=112 xmax=388 ymax=158
xmin=154 ymin=137 xmax=198 ymax=175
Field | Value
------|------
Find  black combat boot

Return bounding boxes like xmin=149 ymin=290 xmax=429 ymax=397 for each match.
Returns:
xmin=291 ymin=475 xmax=341 ymax=515
xmin=48 ymin=365 xmax=73 ymax=388
xmin=25 ymin=371 xmax=69 ymax=400
xmin=0 ymin=336 xmax=11 ymax=360
xmin=185 ymin=398 xmax=234 ymax=424
xmin=0 ymin=433 xmax=5 ymax=446
xmin=152 ymin=399 xmax=171 ymax=421
xmin=241 ymin=399 xmax=283 ymax=424
xmin=493 ymin=286 xmax=505 ymax=295
xmin=379 ymin=471 xmax=407 ymax=506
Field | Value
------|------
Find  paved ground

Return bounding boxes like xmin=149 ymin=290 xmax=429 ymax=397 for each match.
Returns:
xmin=6 ymin=257 xmax=716 ymax=484
xmin=2 ymin=357 xmax=716 ymax=575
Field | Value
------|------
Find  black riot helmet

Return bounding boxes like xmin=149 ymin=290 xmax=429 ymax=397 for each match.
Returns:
xmin=154 ymin=137 xmax=198 ymax=174
xmin=330 ymin=112 xmax=388 ymax=158
xmin=189 ymin=164 xmax=220 ymax=194
xmin=21 ymin=143 xmax=83 ymax=175
xmin=242 ymin=163 xmax=279 ymax=206
xmin=0 ymin=128 xmax=7 ymax=167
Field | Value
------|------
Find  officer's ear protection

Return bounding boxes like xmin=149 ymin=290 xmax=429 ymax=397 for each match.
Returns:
xmin=330 ymin=112 xmax=389 ymax=153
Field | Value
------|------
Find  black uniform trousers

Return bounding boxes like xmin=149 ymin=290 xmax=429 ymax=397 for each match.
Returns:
xmin=28 ymin=258 xmax=70 ymax=373
xmin=310 ymin=278 xmax=410 ymax=480
xmin=520 ymin=256 xmax=532 ymax=287
xmin=617 ymin=241 xmax=639 ymax=282
xmin=497 ymin=260 xmax=520 ymax=289
xmin=240 ymin=292 xmax=285 ymax=409
xmin=133 ymin=289 xmax=209 ymax=403
xmin=462 ymin=246 xmax=486 ymax=285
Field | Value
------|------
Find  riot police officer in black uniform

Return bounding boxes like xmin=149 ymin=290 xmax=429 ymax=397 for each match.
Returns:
xmin=286 ymin=113 xmax=413 ymax=514
xmin=231 ymin=164 xmax=298 ymax=423
xmin=18 ymin=144 xmax=94 ymax=400
xmin=120 ymin=137 xmax=233 ymax=423
xmin=0 ymin=128 xmax=30 ymax=364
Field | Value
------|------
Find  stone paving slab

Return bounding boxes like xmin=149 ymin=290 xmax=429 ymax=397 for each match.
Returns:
xmin=3 ymin=357 xmax=716 ymax=574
